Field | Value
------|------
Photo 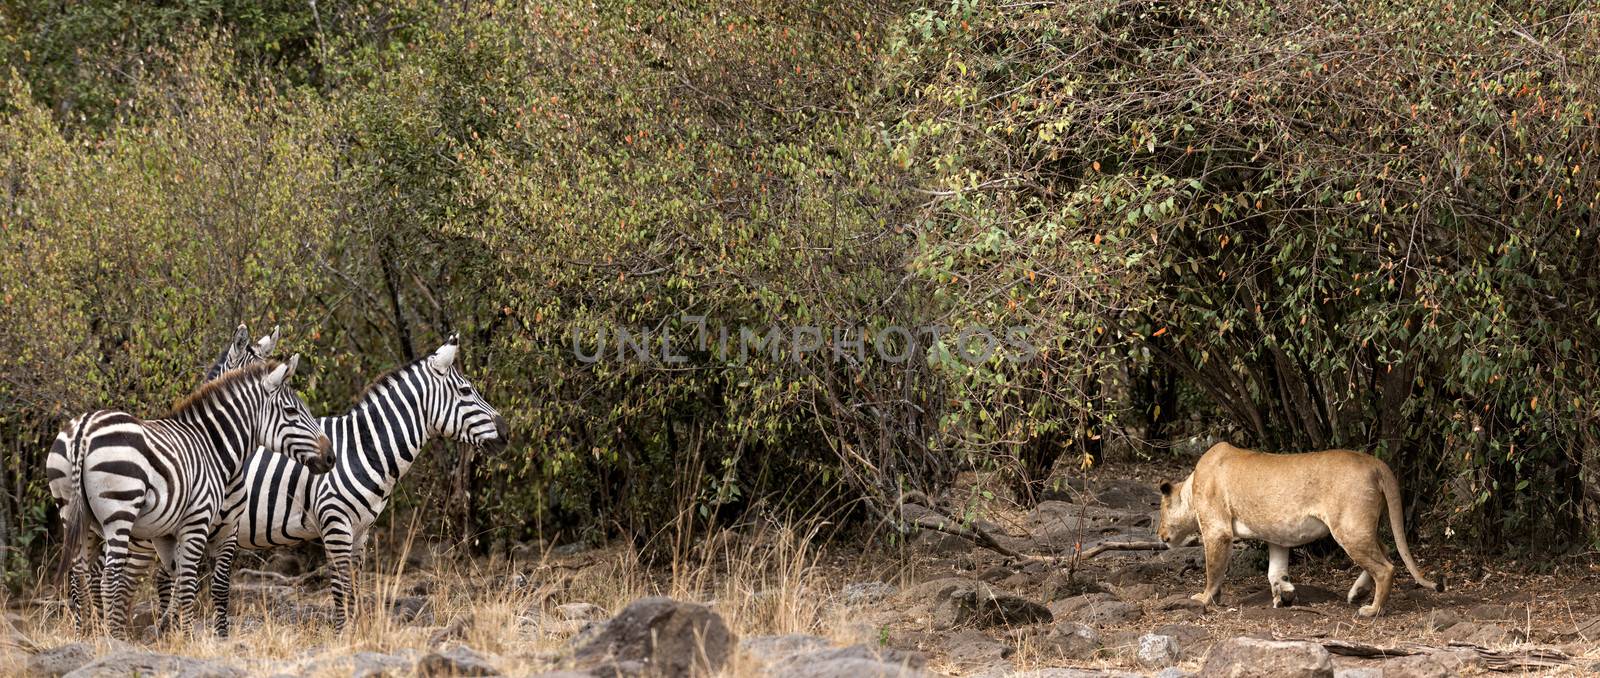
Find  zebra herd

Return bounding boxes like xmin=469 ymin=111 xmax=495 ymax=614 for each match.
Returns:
xmin=48 ymin=325 xmax=508 ymax=639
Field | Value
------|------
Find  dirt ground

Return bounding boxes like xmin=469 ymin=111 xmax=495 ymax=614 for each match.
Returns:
xmin=2 ymin=457 xmax=1597 ymax=676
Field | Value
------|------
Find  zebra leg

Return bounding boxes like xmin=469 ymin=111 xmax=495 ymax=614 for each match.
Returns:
xmin=98 ymin=524 xmax=136 ymax=639
xmin=323 ymin=520 xmax=358 ymax=633
xmin=69 ymin=555 xmax=93 ymax=634
xmin=160 ymin=528 xmax=208 ymax=637
xmin=209 ymin=536 xmax=239 ymax=637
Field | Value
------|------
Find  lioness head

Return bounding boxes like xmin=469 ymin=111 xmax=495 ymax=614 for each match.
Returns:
xmin=1157 ymin=478 xmax=1200 ymax=547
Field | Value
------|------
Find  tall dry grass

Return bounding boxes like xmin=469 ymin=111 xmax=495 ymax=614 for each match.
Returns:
xmin=0 ymin=520 xmax=904 ymax=676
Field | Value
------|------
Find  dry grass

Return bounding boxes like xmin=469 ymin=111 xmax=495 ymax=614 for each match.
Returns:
xmin=0 ymin=520 xmax=902 ymax=676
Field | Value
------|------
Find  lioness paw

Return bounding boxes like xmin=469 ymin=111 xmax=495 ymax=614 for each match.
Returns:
xmin=1358 ymin=604 xmax=1383 ymax=618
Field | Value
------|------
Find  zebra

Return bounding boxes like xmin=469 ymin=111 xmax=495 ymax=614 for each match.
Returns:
xmin=47 ymin=323 xmax=280 ymax=629
xmin=146 ymin=334 xmax=507 ymax=633
xmin=58 ymin=356 xmax=334 ymax=638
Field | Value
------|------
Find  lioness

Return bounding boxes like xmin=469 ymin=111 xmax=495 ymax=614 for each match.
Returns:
xmin=1157 ymin=443 xmax=1443 ymax=617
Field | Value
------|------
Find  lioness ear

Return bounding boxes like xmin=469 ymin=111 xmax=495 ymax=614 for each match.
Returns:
xmin=1159 ymin=481 xmax=1172 ymax=496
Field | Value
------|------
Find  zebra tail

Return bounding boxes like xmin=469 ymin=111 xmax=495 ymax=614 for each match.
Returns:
xmin=55 ymin=433 xmax=89 ymax=586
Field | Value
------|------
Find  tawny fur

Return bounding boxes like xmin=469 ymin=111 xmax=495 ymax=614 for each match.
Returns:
xmin=1157 ymin=442 xmax=1443 ymax=617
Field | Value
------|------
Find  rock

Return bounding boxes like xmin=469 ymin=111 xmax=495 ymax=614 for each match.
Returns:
xmin=1332 ymin=669 xmax=1382 ymax=678
xmin=1153 ymin=669 xmax=1197 ymax=678
xmin=1419 ymin=608 xmax=1460 ymax=633
xmin=392 ymin=595 xmax=434 ymax=624
xmin=1110 ymin=582 xmax=1158 ymax=601
xmin=842 ymin=582 xmax=897 ymax=606
xmin=1091 ymin=478 xmax=1162 ymax=510
xmin=416 ymin=645 xmax=500 ymax=677
xmin=1068 ymin=598 xmax=1145 ymax=623
xmin=429 ymin=616 xmax=473 ymax=646
xmin=1040 ymin=622 xmax=1101 ymax=659
xmin=1155 ymin=594 xmax=1206 ymax=614
xmin=299 ymin=651 xmax=416 ymax=678
xmin=911 ymin=530 xmax=971 ymax=556
xmin=770 ymin=645 xmax=927 ymax=678
xmin=773 ymin=658 xmax=925 ymax=678
xmin=1039 ymin=572 xmax=1111 ymax=601
xmin=942 ymin=629 xmax=1013 ymax=670
xmin=551 ymin=542 xmax=590 ymax=556
xmin=741 ymin=634 xmax=833 ymax=665
xmin=1006 ymin=670 xmax=1142 ymax=677
xmin=1026 ymin=502 xmax=1151 ymax=545
xmin=28 ymin=644 xmax=94 ymax=678
xmin=63 ymin=652 xmax=244 ymax=678
xmin=1440 ymin=621 xmax=1526 ymax=646
xmin=509 ymin=540 xmax=548 ymax=563
xmin=573 ymin=596 xmax=735 ymax=677
xmin=1152 ymin=624 xmax=1211 ymax=659
xmin=1199 ymin=637 xmax=1333 ymax=678
xmin=939 ymin=583 xmax=1052 ymax=628
xmin=1137 ymin=634 xmax=1181 ymax=668
xmin=555 ymin=602 xmax=607 ymax=621
xmin=1048 ymin=593 xmax=1117 ymax=618
xmin=901 ymin=577 xmax=981 ymax=604
xmin=1465 ymin=603 xmax=1519 ymax=621
xmin=976 ymin=565 xmax=1014 ymax=583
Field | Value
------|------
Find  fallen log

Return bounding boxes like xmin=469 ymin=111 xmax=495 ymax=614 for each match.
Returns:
xmin=1291 ymin=638 xmax=1576 ymax=672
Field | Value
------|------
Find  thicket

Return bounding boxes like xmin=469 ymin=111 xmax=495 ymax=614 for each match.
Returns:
xmin=3 ymin=0 xmax=1598 ymax=586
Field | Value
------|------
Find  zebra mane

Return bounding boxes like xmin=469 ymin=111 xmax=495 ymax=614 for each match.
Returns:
xmin=352 ymin=355 xmax=433 ymax=405
xmin=170 ymin=361 xmax=280 ymax=415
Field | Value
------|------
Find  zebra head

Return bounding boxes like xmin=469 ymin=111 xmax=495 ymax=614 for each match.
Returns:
xmin=259 ymin=354 xmax=334 ymax=473
xmin=423 ymin=334 xmax=508 ymax=451
xmin=205 ymin=324 xmax=281 ymax=382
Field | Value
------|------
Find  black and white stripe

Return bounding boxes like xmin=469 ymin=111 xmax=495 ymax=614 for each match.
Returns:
xmin=58 ymin=356 xmax=333 ymax=638
xmin=48 ymin=324 xmax=278 ymax=631
xmin=195 ymin=334 xmax=507 ymax=632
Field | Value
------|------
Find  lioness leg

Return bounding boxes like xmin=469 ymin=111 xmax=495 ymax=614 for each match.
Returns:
xmin=1347 ymin=571 xmax=1373 ymax=605
xmin=1193 ymin=532 xmax=1233 ymax=606
xmin=1333 ymin=528 xmax=1395 ymax=617
xmin=1267 ymin=544 xmax=1296 ymax=608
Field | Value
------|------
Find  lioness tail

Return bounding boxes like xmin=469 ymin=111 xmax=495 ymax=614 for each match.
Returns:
xmin=1378 ymin=461 xmax=1444 ymax=592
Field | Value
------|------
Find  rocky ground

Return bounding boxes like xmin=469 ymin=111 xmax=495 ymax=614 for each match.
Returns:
xmin=3 ymin=460 xmax=1598 ymax=676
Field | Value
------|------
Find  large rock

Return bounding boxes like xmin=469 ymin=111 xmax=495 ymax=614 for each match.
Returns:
xmin=741 ymin=634 xmax=834 ymax=665
xmin=64 ymin=652 xmax=244 ymax=678
xmin=1137 ymin=634 xmax=1181 ymax=668
xmin=1039 ymin=622 xmax=1101 ymax=659
xmin=1439 ymin=621 xmax=1525 ymax=646
xmin=842 ymin=582 xmax=898 ymax=606
xmin=417 ymin=645 xmax=499 ymax=677
xmin=1026 ymin=502 xmax=1152 ymax=546
xmin=938 ymin=583 xmax=1052 ymax=628
xmin=1049 ymin=594 xmax=1140 ymax=625
xmin=1151 ymin=623 xmax=1212 ymax=660
xmin=298 ymin=651 xmax=416 ymax=678
xmin=28 ymin=644 xmax=94 ymax=678
xmin=573 ymin=597 xmax=735 ymax=677
xmin=1377 ymin=650 xmax=1482 ymax=678
xmin=1199 ymin=637 xmax=1333 ymax=678
xmin=769 ymin=645 xmax=927 ymax=678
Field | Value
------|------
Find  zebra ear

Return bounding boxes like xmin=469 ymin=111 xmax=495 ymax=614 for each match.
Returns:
xmin=448 ymin=333 xmax=460 ymax=346
xmin=256 ymin=325 xmax=281 ymax=357
xmin=430 ymin=342 xmax=459 ymax=374
xmin=264 ymin=355 xmax=299 ymax=391
xmin=232 ymin=324 xmax=251 ymax=351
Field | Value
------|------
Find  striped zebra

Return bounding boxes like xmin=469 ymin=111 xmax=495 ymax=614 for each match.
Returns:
xmin=147 ymin=335 xmax=507 ymax=633
xmin=47 ymin=324 xmax=279 ymax=629
xmin=58 ymin=356 xmax=334 ymax=638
